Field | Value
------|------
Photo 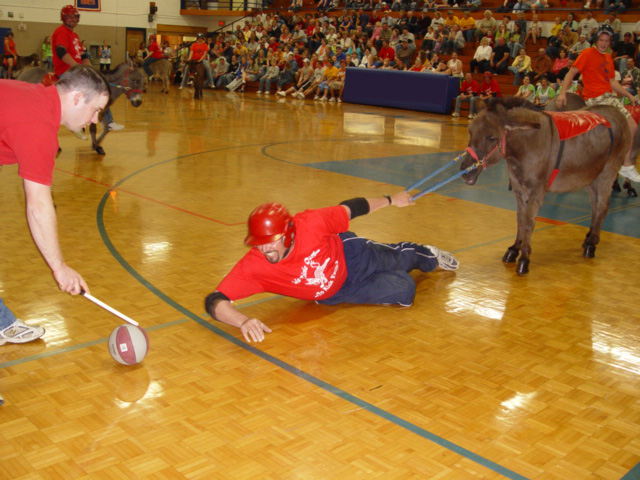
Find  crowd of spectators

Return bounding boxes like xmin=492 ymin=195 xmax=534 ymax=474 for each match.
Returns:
xmin=159 ymin=5 xmax=639 ymax=108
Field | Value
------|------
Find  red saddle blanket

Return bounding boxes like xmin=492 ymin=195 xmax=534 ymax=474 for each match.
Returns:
xmin=626 ymin=105 xmax=640 ymax=124
xmin=546 ymin=111 xmax=611 ymax=141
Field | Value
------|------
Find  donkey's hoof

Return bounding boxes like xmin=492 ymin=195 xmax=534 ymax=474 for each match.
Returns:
xmin=516 ymin=259 xmax=529 ymax=275
xmin=626 ymin=187 xmax=638 ymax=198
xmin=612 ymin=180 xmax=621 ymax=193
xmin=94 ymin=146 xmax=106 ymax=155
xmin=502 ymin=248 xmax=519 ymax=263
xmin=583 ymin=244 xmax=596 ymax=258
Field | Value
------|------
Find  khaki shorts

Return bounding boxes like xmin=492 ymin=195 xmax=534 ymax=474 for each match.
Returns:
xmin=585 ymin=92 xmax=631 ymax=120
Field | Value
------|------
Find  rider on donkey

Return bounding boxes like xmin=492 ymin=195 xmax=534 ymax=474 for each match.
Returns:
xmin=556 ymin=24 xmax=640 ymax=183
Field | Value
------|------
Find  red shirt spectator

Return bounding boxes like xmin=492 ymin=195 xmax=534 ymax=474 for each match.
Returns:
xmin=379 ymin=45 xmax=395 ymax=61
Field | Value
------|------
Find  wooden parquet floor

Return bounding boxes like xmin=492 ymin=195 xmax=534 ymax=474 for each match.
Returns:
xmin=1 ymin=84 xmax=639 ymax=480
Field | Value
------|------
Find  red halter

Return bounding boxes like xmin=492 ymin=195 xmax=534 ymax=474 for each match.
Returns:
xmin=111 ymin=68 xmax=144 ymax=99
xmin=465 ymin=129 xmax=507 ymax=169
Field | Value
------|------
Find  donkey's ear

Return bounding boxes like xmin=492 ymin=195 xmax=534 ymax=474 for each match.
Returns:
xmin=126 ymin=53 xmax=134 ymax=67
xmin=476 ymin=98 xmax=488 ymax=113
xmin=504 ymin=119 xmax=542 ymax=131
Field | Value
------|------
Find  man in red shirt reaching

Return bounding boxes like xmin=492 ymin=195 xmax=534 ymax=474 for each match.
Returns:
xmin=556 ymin=24 xmax=640 ymax=182
xmin=0 ymin=65 xmax=110 ymax=405
xmin=205 ymin=192 xmax=459 ymax=343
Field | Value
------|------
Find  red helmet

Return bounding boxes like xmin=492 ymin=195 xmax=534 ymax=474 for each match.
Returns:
xmin=61 ymin=5 xmax=79 ymax=20
xmin=149 ymin=34 xmax=156 ymax=41
xmin=245 ymin=203 xmax=295 ymax=247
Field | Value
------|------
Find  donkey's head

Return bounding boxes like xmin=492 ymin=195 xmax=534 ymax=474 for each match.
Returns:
xmin=460 ymin=99 xmax=541 ymax=185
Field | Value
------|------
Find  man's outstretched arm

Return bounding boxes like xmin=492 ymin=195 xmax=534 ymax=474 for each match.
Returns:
xmin=340 ymin=190 xmax=415 ymax=219
xmin=205 ymin=292 xmax=272 ymax=343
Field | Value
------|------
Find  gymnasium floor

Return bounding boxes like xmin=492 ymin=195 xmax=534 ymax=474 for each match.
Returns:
xmin=1 ymin=84 xmax=640 ymax=479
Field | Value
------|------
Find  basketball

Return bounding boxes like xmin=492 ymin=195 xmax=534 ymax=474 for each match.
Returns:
xmin=108 ymin=324 xmax=149 ymax=365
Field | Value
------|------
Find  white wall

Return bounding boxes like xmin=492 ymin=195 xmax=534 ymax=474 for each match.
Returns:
xmin=0 ymin=0 xmax=230 ymax=29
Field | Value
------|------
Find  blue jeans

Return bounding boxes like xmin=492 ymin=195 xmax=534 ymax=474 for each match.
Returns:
xmin=142 ymin=57 xmax=161 ymax=76
xmin=319 ymin=232 xmax=439 ymax=307
xmin=104 ymin=107 xmax=113 ymax=125
xmin=259 ymin=76 xmax=276 ymax=92
xmin=0 ymin=298 xmax=17 ymax=329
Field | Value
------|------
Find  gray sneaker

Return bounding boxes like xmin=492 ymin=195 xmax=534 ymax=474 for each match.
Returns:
xmin=426 ymin=245 xmax=459 ymax=271
xmin=0 ymin=319 xmax=45 ymax=345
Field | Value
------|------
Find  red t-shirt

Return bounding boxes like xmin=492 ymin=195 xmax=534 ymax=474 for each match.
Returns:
xmin=0 ymin=81 xmax=61 ymax=186
xmin=460 ymin=80 xmax=479 ymax=95
xmin=190 ymin=41 xmax=209 ymax=61
xmin=217 ymin=206 xmax=350 ymax=301
xmin=379 ymin=46 xmax=395 ymax=61
xmin=573 ymin=46 xmax=614 ymax=100
xmin=5 ymin=39 xmax=17 ymax=56
xmin=480 ymin=79 xmax=501 ymax=97
xmin=52 ymin=24 xmax=83 ymax=78
xmin=149 ymin=41 xmax=163 ymax=59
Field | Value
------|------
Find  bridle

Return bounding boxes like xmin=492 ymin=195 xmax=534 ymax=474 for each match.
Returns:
xmin=109 ymin=67 xmax=143 ymax=99
xmin=465 ymin=129 xmax=507 ymax=169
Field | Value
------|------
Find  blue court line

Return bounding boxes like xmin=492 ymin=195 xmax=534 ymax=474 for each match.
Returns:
xmin=621 ymin=463 xmax=640 ymax=480
xmin=90 ymin=147 xmax=531 ymax=480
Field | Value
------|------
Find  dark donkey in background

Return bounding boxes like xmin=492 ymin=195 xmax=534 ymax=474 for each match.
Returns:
xmin=16 ymin=60 xmax=146 ymax=155
xmin=460 ymin=97 xmax=631 ymax=274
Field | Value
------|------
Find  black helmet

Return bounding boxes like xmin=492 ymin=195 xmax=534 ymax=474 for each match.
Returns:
xmin=596 ymin=24 xmax=614 ymax=38
xmin=196 ymin=32 xmax=205 ymax=39
xmin=6 ymin=30 xmax=14 ymax=37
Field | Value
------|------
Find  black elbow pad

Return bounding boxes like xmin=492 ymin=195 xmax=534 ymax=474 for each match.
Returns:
xmin=204 ymin=291 xmax=230 ymax=317
xmin=339 ymin=197 xmax=370 ymax=219
xmin=55 ymin=46 xmax=67 ymax=60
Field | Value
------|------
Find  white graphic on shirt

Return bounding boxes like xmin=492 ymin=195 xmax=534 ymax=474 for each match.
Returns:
xmin=292 ymin=249 xmax=339 ymax=298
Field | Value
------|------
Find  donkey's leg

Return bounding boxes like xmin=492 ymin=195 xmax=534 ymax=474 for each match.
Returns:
xmin=512 ymin=186 xmax=546 ymax=274
xmin=91 ymin=120 xmax=108 ymax=156
xmin=503 ymin=189 xmax=527 ymax=264
xmin=583 ymin=180 xmax=614 ymax=258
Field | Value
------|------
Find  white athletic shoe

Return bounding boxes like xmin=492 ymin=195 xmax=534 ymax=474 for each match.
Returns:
xmin=329 ymin=97 xmax=336 ymax=102
xmin=314 ymin=95 xmax=320 ymax=100
xmin=337 ymin=98 xmax=342 ymax=103
xmin=276 ymin=91 xmax=286 ymax=97
xmin=619 ymin=165 xmax=640 ymax=183
xmin=321 ymin=96 xmax=328 ymax=102
xmin=264 ymin=91 xmax=270 ymax=95
xmin=108 ymin=122 xmax=125 ymax=131
xmin=426 ymin=245 xmax=459 ymax=271
xmin=0 ymin=319 xmax=45 ymax=346
xmin=256 ymin=90 xmax=263 ymax=95
xmin=451 ymin=112 xmax=460 ymax=117
xmin=73 ymin=129 xmax=88 ymax=140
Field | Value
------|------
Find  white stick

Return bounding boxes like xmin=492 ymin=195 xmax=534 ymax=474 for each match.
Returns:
xmin=83 ymin=292 xmax=139 ymax=326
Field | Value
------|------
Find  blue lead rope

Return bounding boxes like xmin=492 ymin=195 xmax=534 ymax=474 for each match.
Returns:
xmin=406 ymin=153 xmax=478 ymax=201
